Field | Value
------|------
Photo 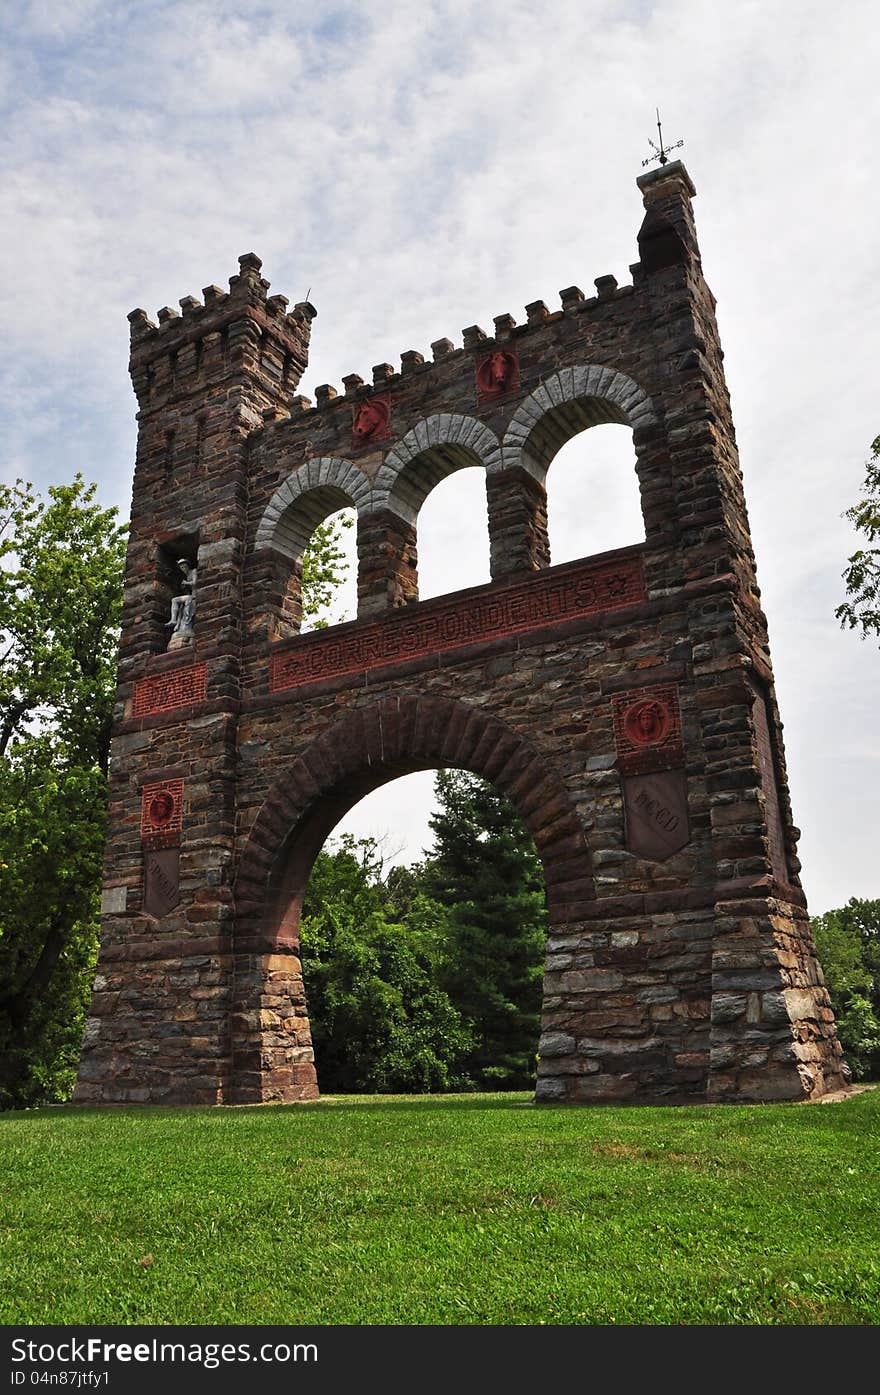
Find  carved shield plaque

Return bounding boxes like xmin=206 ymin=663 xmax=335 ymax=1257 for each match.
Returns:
xmin=144 ymin=848 xmax=180 ymax=918
xmin=623 ymin=769 xmax=690 ymax=861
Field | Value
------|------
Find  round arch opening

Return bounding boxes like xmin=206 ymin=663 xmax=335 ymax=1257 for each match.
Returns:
xmin=545 ymin=422 xmax=645 ymax=566
xmin=416 ymin=467 xmax=491 ymax=600
xmin=232 ymin=696 xmax=593 ymax=1105
xmin=300 ymin=505 xmax=358 ymax=631
xmin=297 ymin=767 xmax=548 ymax=1096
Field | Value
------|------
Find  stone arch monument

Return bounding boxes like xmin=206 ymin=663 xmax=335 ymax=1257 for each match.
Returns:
xmin=75 ymin=163 xmax=847 ymax=1106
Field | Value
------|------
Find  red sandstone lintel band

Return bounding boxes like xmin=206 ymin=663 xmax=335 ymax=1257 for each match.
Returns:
xmin=270 ymin=555 xmax=646 ymax=694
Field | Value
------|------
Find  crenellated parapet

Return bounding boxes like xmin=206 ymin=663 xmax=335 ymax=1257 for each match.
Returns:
xmin=127 ymin=252 xmax=316 ymax=418
xmin=279 ymin=273 xmax=637 ymax=416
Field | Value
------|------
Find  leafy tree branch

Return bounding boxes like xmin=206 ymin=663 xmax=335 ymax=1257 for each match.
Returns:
xmin=837 ymin=435 xmax=880 ymax=643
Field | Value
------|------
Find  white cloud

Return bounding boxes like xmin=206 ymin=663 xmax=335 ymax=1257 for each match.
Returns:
xmin=1 ymin=0 xmax=878 ymax=911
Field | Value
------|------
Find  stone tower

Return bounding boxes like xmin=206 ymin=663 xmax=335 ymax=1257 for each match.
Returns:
xmin=75 ymin=163 xmax=848 ymax=1105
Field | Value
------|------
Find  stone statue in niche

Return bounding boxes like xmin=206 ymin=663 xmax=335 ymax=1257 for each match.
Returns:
xmin=166 ymin=558 xmax=197 ymax=649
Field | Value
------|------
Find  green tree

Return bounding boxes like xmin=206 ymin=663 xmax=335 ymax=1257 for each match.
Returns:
xmin=299 ymin=836 xmax=472 ymax=1092
xmin=0 ymin=477 xmax=124 ymax=765
xmin=836 ymin=435 xmax=880 ymax=642
xmin=812 ymin=898 xmax=880 ymax=1081
xmin=0 ymin=478 xmax=354 ymax=1109
xmin=423 ymin=771 xmax=547 ymax=1090
xmin=0 ymin=746 xmax=107 ymax=1105
xmin=0 ymin=477 xmax=127 ymax=1108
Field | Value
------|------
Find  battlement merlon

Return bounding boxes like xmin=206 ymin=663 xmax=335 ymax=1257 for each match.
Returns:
xmin=226 ymin=167 xmax=706 ymax=416
xmin=125 ymin=165 xmax=705 ymax=427
xmin=253 ymin=279 xmax=645 ymax=422
xmin=126 ymin=254 xmax=317 ymax=412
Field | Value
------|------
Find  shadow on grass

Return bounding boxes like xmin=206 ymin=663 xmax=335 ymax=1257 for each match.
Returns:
xmin=243 ymin=1092 xmax=538 ymax=1115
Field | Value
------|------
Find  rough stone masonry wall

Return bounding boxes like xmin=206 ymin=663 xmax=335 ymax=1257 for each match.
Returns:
xmin=74 ymin=162 xmax=848 ymax=1106
xmin=232 ymin=559 xmax=715 ymax=1103
xmin=76 ymin=258 xmax=317 ymax=1105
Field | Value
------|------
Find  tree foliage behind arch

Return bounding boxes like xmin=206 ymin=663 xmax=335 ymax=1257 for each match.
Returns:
xmin=299 ymin=772 xmax=548 ymax=1094
xmin=837 ymin=435 xmax=880 ymax=643
xmin=812 ymin=898 xmax=880 ymax=1081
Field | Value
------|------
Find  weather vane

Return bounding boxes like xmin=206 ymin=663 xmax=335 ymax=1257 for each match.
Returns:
xmin=642 ymin=108 xmax=684 ymax=168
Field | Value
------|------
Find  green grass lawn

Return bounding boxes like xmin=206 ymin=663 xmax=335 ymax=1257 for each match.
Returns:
xmin=1 ymin=1089 xmax=878 ymax=1325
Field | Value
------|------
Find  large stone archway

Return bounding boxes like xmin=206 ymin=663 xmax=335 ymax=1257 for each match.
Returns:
xmin=76 ymin=162 xmax=847 ymax=1107
xmin=230 ymin=694 xmax=590 ymax=1102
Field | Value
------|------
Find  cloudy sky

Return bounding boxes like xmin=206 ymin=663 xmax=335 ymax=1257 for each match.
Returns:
xmin=2 ymin=0 xmax=878 ymax=914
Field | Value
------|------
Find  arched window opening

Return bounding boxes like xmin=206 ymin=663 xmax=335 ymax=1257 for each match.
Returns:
xmin=254 ymin=458 xmax=370 ymax=639
xmin=298 ymin=768 xmax=547 ymax=1096
xmin=545 ymin=423 xmax=644 ymax=567
xmin=416 ymin=467 xmax=491 ymax=601
xmin=257 ymin=501 xmax=357 ymax=645
xmin=300 ymin=505 xmax=357 ymax=632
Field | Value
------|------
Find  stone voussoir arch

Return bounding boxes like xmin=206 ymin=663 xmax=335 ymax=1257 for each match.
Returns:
xmin=371 ymin=413 xmax=503 ymax=525
xmin=235 ymin=692 xmax=591 ymax=937
xmin=501 ymin=364 xmax=659 ymax=482
xmin=254 ymin=455 xmax=373 ymax=562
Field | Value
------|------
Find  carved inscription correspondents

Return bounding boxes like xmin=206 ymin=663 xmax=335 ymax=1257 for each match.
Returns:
xmin=272 ymin=555 xmax=645 ymax=692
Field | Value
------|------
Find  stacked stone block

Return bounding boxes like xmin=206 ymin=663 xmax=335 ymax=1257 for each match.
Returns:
xmin=75 ymin=164 xmax=847 ymax=1106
